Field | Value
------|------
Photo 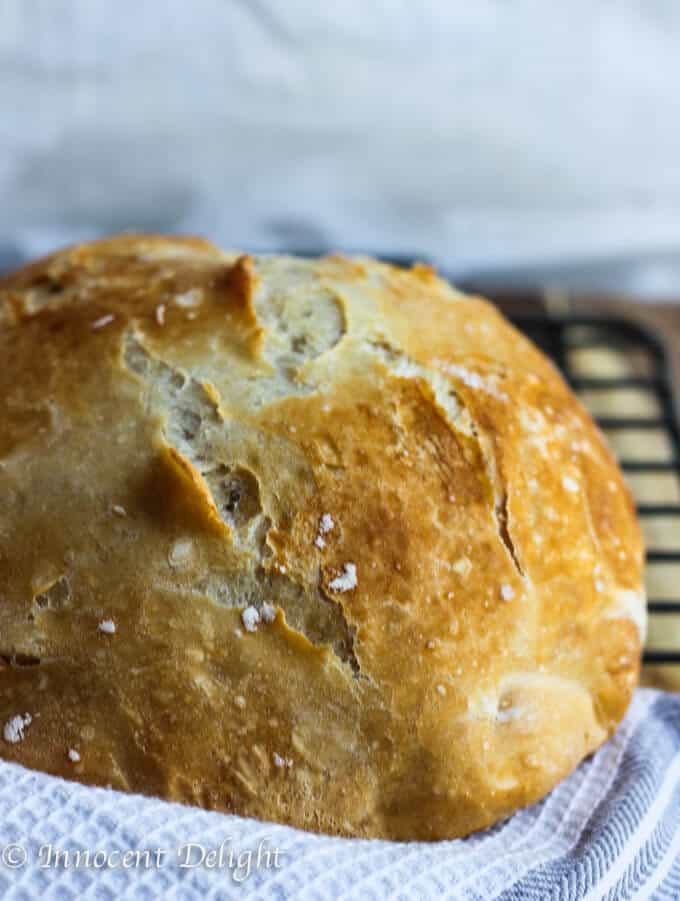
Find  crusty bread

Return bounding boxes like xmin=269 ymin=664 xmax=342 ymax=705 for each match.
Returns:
xmin=0 ymin=235 xmax=645 ymax=840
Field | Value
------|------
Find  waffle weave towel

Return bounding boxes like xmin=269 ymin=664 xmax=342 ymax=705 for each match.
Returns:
xmin=0 ymin=688 xmax=677 ymax=900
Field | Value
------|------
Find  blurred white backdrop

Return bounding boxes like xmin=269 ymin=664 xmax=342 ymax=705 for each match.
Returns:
xmin=1 ymin=1 xmax=680 ymax=290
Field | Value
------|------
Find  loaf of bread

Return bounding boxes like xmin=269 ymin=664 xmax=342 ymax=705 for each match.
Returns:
xmin=0 ymin=236 xmax=645 ymax=840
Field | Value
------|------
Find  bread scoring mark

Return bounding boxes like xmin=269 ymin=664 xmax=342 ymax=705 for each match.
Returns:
xmin=494 ymin=489 xmax=525 ymax=578
xmin=369 ymin=339 xmax=526 ymax=580
xmin=123 ymin=332 xmax=224 ymax=523
xmin=122 ymin=330 xmax=360 ymax=673
xmin=124 ymin=331 xmax=267 ymax=546
xmin=368 ymin=340 xmax=473 ymax=437
xmin=253 ymin=258 xmax=346 ymax=383
xmin=463 ymin=419 xmax=525 ymax=580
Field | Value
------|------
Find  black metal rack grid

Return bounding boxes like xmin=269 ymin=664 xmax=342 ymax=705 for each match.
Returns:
xmin=504 ymin=312 xmax=680 ymax=669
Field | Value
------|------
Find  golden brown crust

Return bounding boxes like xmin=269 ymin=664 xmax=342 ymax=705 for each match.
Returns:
xmin=0 ymin=235 xmax=645 ymax=839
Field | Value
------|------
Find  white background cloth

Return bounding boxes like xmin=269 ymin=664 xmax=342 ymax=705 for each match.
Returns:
xmin=0 ymin=689 xmax=678 ymax=899
xmin=1 ymin=2 xmax=680 ymax=294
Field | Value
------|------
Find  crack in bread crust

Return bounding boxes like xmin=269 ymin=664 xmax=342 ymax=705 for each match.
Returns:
xmin=122 ymin=330 xmax=360 ymax=672
xmin=367 ymin=338 xmax=526 ymax=580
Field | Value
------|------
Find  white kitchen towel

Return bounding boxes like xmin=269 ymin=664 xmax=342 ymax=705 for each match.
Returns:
xmin=0 ymin=687 xmax=677 ymax=900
